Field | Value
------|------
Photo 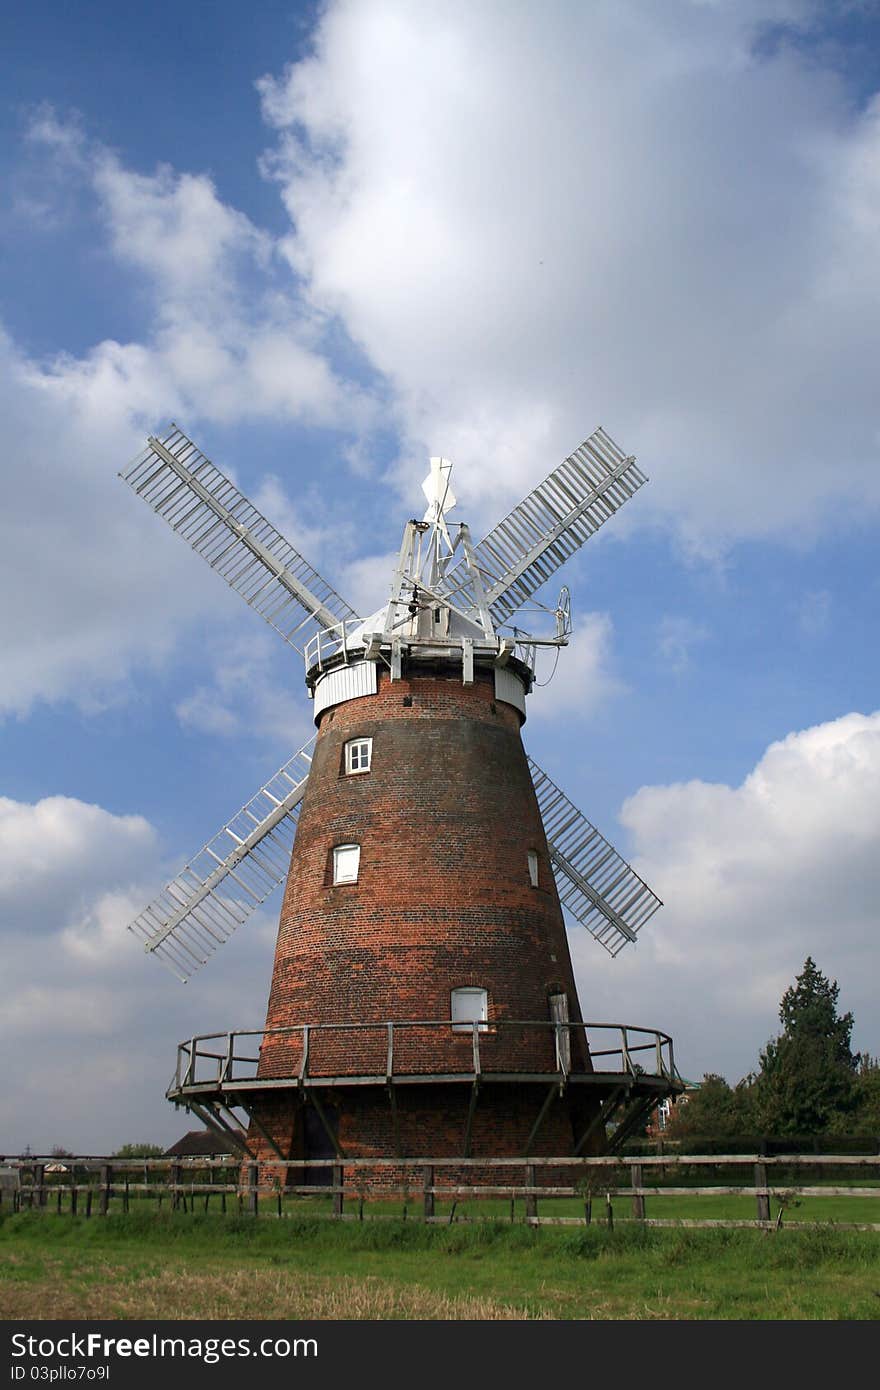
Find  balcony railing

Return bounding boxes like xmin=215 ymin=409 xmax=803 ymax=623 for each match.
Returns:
xmin=170 ymin=1019 xmax=677 ymax=1095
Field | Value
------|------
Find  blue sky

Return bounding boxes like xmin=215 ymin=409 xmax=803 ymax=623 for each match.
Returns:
xmin=1 ymin=0 xmax=879 ymax=1152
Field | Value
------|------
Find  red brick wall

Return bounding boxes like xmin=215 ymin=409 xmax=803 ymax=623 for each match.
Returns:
xmin=254 ymin=663 xmax=597 ymax=1153
xmin=247 ymin=1081 xmax=605 ymax=1182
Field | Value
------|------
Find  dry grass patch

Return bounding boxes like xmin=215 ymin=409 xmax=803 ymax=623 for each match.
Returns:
xmin=0 ymin=1264 xmax=542 ymax=1321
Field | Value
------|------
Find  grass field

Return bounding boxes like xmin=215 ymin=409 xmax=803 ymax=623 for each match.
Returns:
xmin=1 ymin=1210 xmax=878 ymax=1320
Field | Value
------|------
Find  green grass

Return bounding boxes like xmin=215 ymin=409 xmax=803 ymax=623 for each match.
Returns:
xmin=1 ymin=1209 xmax=879 ymax=1320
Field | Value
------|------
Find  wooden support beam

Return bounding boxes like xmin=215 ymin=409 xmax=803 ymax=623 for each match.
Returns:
xmin=188 ymin=1100 xmax=254 ymax=1159
xmin=573 ymin=1085 xmax=625 ymax=1156
xmin=463 ymin=1081 xmax=480 ymax=1158
xmin=242 ymin=1107 xmax=287 ymax=1164
xmin=309 ymin=1091 xmax=346 ymax=1159
xmin=608 ymin=1095 xmax=655 ymax=1153
xmin=386 ymin=1084 xmax=401 ymax=1157
xmin=522 ymin=1083 xmax=560 ymax=1157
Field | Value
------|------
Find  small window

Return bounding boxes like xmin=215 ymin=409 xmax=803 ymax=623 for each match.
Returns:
xmin=451 ymin=986 xmax=488 ymax=1033
xmin=549 ymin=992 xmax=570 ymax=1072
xmin=332 ymin=843 xmax=360 ymax=884
xmin=527 ymin=849 xmax=539 ymax=887
xmin=345 ymin=738 xmax=372 ymax=774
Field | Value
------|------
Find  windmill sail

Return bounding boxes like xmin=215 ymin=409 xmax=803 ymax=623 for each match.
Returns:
xmin=442 ymin=426 xmax=646 ymax=628
xmin=120 ymin=426 xmax=358 ymax=654
xmin=128 ymin=739 xmax=315 ymax=981
xmin=529 ymin=756 xmax=662 ymax=956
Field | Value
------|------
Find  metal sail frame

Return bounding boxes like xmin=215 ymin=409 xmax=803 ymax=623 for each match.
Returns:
xmin=440 ymin=426 xmax=647 ymax=629
xmin=120 ymin=425 xmax=358 ymax=655
xmin=528 ymin=756 xmax=662 ymax=956
xmin=120 ymin=422 xmax=663 ymax=975
xmin=128 ymin=740 xmax=315 ymax=982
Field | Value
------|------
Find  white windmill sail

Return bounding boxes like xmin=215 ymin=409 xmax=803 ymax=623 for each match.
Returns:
xmin=129 ymin=739 xmax=315 ymax=981
xmin=120 ymin=426 xmax=359 ymax=655
xmin=528 ymin=756 xmax=662 ymax=956
xmin=442 ymin=426 xmax=647 ymax=628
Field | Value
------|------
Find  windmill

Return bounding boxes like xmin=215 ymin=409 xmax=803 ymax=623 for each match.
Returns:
xmin=120 ymin=423 xmax=681 ymax=1168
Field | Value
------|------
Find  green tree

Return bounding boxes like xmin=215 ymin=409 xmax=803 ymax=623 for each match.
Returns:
xmin=847 ymin=1054 xmax=880 ymax=1136
xmin=113 ymin=1142 xmax=164 ymax=1158
xmin=754 ymin=957 xmax=859 ymax=1136
xmin=667 ymin=1073 xmax=756 ymax=1141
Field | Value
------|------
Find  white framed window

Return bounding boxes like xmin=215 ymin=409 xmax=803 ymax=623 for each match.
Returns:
xmin=332 ymin=843 xmax=360 ymax=884
xmin=549 ymin=992 xmax=571 ymax=1072
xmin=527 ymin=849 xmax=539 ymax=887
xmin=451 ymin=986 xmax=488 ymax=1033
xmin=345 ymin=738 xmax=372 ymax=775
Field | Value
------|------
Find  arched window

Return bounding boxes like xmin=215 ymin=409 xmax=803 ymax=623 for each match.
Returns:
xmin=451 ymin=986 xmax=488 ymax=1033
xmin=332 ymin=843 xmax=360 ymax=884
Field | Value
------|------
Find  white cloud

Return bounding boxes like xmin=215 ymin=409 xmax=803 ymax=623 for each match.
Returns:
xmin=174 ymin=627 xmax=314 ymax=749
xmin=528 ymin=613 xmax=622 ymax=721
xmin=0 ymin=792 xmax=281 ymax=1152
xmin=23 ymin=112 xmax=377 ymax=432
xmin=259 ymin=0 xmax=880 ymax=548
xmin=577 ymin=710 xmax=880 ymax=1083
xmin=0 ymin=328 xmax=216 ymax=718
xmin=0 ymin=105 xmax=395 ymax=720
xmin=0 ymin=795 xmax=156 ymax=930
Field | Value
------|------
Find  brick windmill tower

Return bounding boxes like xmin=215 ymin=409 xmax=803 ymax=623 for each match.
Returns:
xmin=122 ymin=425 xmax=680 ymax=1168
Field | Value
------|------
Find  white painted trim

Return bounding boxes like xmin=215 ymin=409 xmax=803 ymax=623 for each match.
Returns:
xmin=313 ymin=660 xmax=378 ymax=720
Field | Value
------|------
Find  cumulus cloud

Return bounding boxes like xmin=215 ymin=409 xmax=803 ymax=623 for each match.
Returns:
xmin=22 ymin=111 xmax=378 ymax=432
xmin=0 ymin=795 xmax=156 ymax=930
xmin=259 ymin=0 xmax=880 ymax=548
xmin=0 ymin=118 xmax=377 ymax=718
xmin=0 ymin=329 xmax=215 ymax=717
xmin=527 ymin=613 xmax=622 ymax=721
xmin=576 ymin=710 xmax=880 ymax=1082
xmin=0 ymin=792 xmax=281 ymax=1152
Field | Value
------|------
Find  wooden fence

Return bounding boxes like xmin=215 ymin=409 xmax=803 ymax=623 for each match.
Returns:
xmin=3 ymin=1154 xmax=879 ymax=1231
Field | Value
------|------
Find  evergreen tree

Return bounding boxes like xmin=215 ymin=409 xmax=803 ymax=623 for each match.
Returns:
xmin=848 ymin=1055 xmax=880 ymax=1136
xmin=754 ymin=957 xmax=859 ymax=1136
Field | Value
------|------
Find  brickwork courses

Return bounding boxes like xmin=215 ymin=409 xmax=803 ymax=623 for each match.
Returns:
xmin=249 ymin=663 xmax=602 ymax=1168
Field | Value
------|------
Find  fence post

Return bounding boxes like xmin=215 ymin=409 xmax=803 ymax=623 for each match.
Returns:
xmin=171 ymin=1162 xmax=181 ymax=1212
xmin=34 ymin=1164 xmax=46 ymax=1208
xmin=332 ymin=1162 xmax=344 ymax=1218
xmin=100 ymin=1164 xmax=112 ymax=1216
xmin=754 ymin=1162 xmax=770 ymax=1225
xmin=631 ymin=1162 xmax=645 ymax=1221
xmin=423 ymin=1165 xmax=435 ymax=1222
xmin=246 ymin=1161 xmax=258 ymax=1216
xmin=525 ymin=1163 xmax=537 ymax=1221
